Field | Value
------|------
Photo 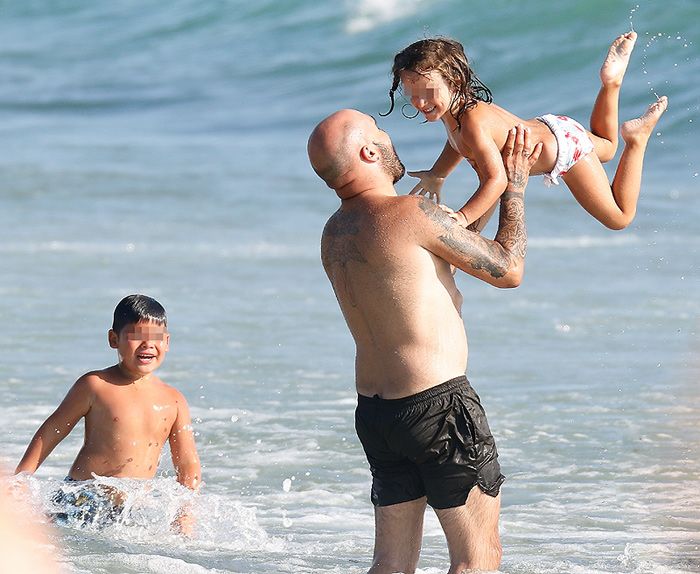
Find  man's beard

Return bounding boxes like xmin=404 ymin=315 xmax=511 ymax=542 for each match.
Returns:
xmin=375 ymin=142 xmax=406 ymax=184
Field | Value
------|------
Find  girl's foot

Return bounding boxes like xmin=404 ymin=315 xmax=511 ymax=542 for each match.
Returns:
xmin=600 ymin=31 xmax=637 ymax=87
xmin=621 ymin=96 xmax=668 ymax=145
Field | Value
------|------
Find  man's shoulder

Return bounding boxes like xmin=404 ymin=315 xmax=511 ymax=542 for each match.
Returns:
xmin=323 ymin=195 xmax=453 ymax=244
xmin=322 ymin=207 xmax=361 ymax=239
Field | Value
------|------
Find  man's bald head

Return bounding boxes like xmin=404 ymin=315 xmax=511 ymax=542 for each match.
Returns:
xmin=308 ymin=109 xmax=405 ymax=198
xmin=307 ymin=109 xmax=367 ymax=189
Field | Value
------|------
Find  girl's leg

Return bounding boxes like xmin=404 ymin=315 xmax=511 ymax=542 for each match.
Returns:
xmin=590 ymin=32 xmax=637 ymax=163
xmin=565 ymin=97 xmax=668 ymax=230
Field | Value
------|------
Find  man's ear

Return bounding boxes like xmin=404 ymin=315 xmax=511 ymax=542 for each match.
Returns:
xmin=108 ymin=329 xmax=118 ymax=349
xmin=360 ymin=144 xmax=379 ymax=163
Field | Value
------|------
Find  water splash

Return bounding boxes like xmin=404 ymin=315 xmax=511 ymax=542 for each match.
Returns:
xmin=639 ymin=30 xmax=694 ymax=100
xmin=629 ymin=4 xmax=639 ymax=32
xmin=6 ymin=474 xmax=277 ymax=552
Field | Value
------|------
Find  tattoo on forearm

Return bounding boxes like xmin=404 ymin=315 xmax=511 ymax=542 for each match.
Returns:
xmin=466 ymin=216 xmax=483 ymax=234
xmin=507 ymin=170 xmax=527 ymax=190
xmin=438 ymin=232 xmax=507 ymax=278
xmin=419 ymin=198 xmax=508 ymax=278
xmin=495 ymin=191 xmax=526 ymax=259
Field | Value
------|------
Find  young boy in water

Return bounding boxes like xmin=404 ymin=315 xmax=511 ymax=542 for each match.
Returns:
xmin=386 ymin=32 xmax=667 ymax=230
xmin=15 ymin=294 xmax=201 ymax=532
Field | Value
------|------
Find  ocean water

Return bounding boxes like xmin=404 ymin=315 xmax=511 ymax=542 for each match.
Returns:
xmin=0 ymin=1 xmax=698 ymax=573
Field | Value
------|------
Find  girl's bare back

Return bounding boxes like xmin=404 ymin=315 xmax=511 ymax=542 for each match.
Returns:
xmin=455 ymin=101 xmax=559 ymax=176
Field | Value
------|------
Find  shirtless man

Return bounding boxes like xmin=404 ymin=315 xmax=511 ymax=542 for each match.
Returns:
xmin=308 ymin=111 xmax=541 ymax=573
xmin=15 ymin=294 xmax=201 ymax=532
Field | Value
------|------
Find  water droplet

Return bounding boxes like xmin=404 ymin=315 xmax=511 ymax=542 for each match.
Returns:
xmin=282 ymin=478 xmax=292 ymax=492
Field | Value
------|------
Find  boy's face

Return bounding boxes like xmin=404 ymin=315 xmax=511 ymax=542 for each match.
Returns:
xmin=108 ymin=320 xmax=170 ymax=377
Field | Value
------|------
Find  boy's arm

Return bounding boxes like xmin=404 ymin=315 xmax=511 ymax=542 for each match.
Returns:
xmin=168 ymin=392 xmax=201 ymax=536
xmin=454 ymin=122 xmax=510 ymax=226
xmin=15 ymin=378 xmax=92 ymax=474
xmin=408 ymin=140 xmax=463 ymax=203
xmin=416 ymin=125 xmax=541 ymax=288
xmin=168 ymin=391 xmax=201 ymax=491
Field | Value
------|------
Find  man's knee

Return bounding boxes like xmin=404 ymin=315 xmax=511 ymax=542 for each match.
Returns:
xmin=447 ymin=536 xmax=502 ymax=573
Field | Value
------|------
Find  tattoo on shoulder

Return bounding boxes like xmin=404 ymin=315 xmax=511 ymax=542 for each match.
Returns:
xmin=323 ymin=210 xmax=360 ymax=237
xmin=321 ymin=210 xmax=367 ymax=269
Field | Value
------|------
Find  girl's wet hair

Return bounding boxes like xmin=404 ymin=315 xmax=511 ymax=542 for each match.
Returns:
xmin=383 ymin=37 xmax=492 ymax=130
xmin=112 ymin=294 xmax=167 ymax=333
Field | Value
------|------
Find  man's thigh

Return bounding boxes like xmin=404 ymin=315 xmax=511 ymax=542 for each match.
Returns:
xmin=434 ymin=486 xmax=502 ymax=573
xmin=369 ymin=497 xmax=427 ymax=574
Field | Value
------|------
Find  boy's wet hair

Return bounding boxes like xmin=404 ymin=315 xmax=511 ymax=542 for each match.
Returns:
xmin=383 ymin=37 xmax=492 ymax=130
xmin=112 ymin=294 xmax=167 ymax=333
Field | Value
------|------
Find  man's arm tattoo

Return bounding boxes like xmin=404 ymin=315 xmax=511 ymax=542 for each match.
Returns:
xmin=438 ymin=232 xmax=507 ymax=278
xmin=507 ymin=170 xmax=528 ymax=190
xmin=466 ymin=215 xmax=484 ymax=234
xmin=418 ymin=197 xmax=508 ymax=278
xmin=495 ymin=191 xmax=526 ymax=259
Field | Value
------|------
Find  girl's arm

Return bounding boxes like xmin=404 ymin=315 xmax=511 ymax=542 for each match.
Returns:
xmin=454 ymin=124 xmax=509 ymax=226
xmin=15 ymin=379 xmax=92 ymax=474
xmin=416 ymin=126 xmax=541 ymax=288
xmin=408 ymin=140 xmax=463 ymax=203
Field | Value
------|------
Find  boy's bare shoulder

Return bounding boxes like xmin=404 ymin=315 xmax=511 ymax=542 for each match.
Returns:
xmin=76 ymin=365 xmax=122 ymax=386
xmin=74 ymin=368 xmax=110 ymax=387
xmin=151 ymin=377 xmax=189 ymax=404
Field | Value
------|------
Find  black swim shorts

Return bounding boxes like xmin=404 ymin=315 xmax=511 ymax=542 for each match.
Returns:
xmin=355 ymin=375 xmax=505 ymax=509
xmin=51 ymin=478 xmax=124 ymax=528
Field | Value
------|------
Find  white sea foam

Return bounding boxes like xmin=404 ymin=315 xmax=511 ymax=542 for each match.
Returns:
xmin=344 ymin=0 xmax=425 ymax=34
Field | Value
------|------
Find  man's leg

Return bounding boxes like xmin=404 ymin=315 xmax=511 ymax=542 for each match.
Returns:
xmin=433 ymin=486 xmax=502 ymax=573
xmin=368 ymin=497 xmax=427 ymax=574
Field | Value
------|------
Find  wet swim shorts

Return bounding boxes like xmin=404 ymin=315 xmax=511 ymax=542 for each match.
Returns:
xmin=536 ymin=114 xmax=595 ymax=187
xmin=51 ymin=478 xmax=124 ymax=528
xmin=355 ymin=375 xmax=505 ymax=509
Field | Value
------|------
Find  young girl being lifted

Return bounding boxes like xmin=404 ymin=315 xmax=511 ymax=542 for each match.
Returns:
xmin=386 ymin=32 xmax=667 ymax=230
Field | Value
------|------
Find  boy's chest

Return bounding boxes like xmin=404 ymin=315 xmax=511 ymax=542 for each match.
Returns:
xmin=89 ymin=387 xmax=178 ymax=432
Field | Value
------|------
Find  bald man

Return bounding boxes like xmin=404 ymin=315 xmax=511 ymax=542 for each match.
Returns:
xmin=309 ymin=110 xmax=541 ymax=574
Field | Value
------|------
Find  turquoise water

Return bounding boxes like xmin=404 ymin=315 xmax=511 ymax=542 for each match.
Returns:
xmin=1 ymin=1 xmax=698 ymax=572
